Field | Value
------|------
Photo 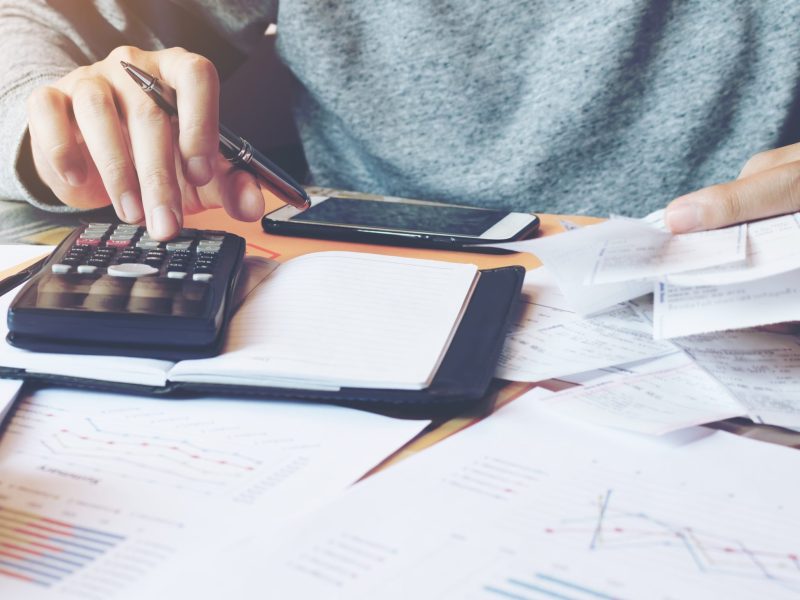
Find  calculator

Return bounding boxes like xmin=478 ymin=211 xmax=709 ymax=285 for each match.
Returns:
xmin=7 ymin=223 xmax=246 ymax=359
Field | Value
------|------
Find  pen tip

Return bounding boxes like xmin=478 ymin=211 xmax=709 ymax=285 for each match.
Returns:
xmin=120 ymin=60 xmax=129 ymax=69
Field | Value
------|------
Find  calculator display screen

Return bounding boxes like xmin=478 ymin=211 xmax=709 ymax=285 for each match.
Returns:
xmin=291 ymin=198 xmax=510 ymax=236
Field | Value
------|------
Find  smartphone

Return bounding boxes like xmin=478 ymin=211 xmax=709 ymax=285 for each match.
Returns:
xmin=261 ymin=196 xmax=540 ymax=249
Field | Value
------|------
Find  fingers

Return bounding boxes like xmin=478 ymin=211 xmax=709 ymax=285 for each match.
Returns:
xmin=195 ymin=155 xmax=264 ymax=221
xmin=157 ymin=48 xmax=220 ymax=187
xmin=225 ymin=170 xmax=265 ymax=222
xmin=739 ymin=142 xmax=800 ymax=179
xmin=26 ymin=86 xmax=86 ymax=187
xmin=70 ymin=77 xmax=143 ymax=223
xmin=665 ymin=161 xmax=800 ymax=233
xmin=123 ymin=91 xmax=183 ymax=240
xmin=26 ymin=45 xmax=237 ymax=235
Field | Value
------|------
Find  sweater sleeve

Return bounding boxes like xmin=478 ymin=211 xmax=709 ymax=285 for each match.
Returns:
xmin=0 ymin=0 xmax=276 ymax=211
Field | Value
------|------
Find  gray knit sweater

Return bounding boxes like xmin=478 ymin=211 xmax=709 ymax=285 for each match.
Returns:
xmin=1 ymin=1 xmax=799 ymax=216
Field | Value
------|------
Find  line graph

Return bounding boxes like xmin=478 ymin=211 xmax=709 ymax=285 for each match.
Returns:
xmin=3 ymin=397 xmax=320 ymax=498
xmin=544 ymin=489 xmax=800 ymax=591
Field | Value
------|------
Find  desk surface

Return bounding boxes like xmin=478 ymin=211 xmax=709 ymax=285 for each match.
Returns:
xmin=1 ymin=189 xmax=798 ymax=465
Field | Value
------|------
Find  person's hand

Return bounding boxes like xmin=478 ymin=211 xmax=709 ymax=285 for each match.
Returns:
xmin=26 ymin=46 xmax=265 ymax=240
xmin=666 ymin=144 xmax=800 ymax=332
xmin=665 ymin=142 xmax=800 ymax=233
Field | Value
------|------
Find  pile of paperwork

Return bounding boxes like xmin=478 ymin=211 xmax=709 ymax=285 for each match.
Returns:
xmin=494 ymin=213 xmax=800 ymax=434
xmin=493 ymin=212 xmax=800 ymax=338
xmin=157 ymin=389 xmax=800 ymax=600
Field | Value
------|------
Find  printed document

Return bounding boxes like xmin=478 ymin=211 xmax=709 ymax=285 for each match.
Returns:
xmin=167 ymin=389 xmax=800 ymax=600
xmin=0 ymin=388 xmax=428 ymax=599
xmin=666 ymin=213 xmax=800 ymax=286
xmin=497 ymin=268 xmax=675 ymax=382
xmin=540 ymin=352 xmax=744 ymax=434
xmin=653 ymin=270 xmax=800 ymax=339
xmin=678 ymin=329 xmax=800 ymax=431
xmin=587 ymin=223 xmax=745 ymax=285
xmin=491 ymin=219 xmax=654 ymax=314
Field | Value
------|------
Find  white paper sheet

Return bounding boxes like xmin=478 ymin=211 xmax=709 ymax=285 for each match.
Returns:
xmin=541 ymin=352 xmax=744 ymax=434
xmin=653 ymin=270 xmax=800 ymax=339
xmin=490 ymin=219 xmax=654 ymax=314
xmin=168 ymin=388 xmax=800 ymax=600
xmin=0 ymin=378 xmax=23 ymax=423
xmin=666 ymin=213 xmax=800 ymax=287
xmin=587 ymin=223 xmax=746 ymax=285
xmin=497 ymin=275 xmax=675 ymax=382
xmin=678 ymin=329 xmax=800 ymax=431
xmin=0 ymin=244 xmax=53 ymax=272
xmin=0 ymin=388 xmax=428 ymax=599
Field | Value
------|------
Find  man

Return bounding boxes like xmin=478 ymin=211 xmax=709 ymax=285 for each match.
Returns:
xmin=2 ymin=1 xmax=800 ymax=240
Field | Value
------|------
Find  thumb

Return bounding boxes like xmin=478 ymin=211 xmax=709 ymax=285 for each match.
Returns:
xmin=665 ymin=161 xmax=800 ymax=233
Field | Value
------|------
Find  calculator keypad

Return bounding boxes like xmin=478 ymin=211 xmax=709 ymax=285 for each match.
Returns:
xmin=51 ymin=223 xmax=223 ymax=282
xmin=35 ymin=223 xmax=238 ymax=316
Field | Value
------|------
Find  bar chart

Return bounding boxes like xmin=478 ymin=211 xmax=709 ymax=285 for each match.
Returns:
xmin=0 ymin=505 xmax=124 ymax=587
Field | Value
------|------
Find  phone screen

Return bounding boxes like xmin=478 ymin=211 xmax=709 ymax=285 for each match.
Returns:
xmin=290 ymin=198 xmax=510 ymax=236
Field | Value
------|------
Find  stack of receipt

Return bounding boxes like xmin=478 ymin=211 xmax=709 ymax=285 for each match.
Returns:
xmin=494 ymin=211 xmax=800 ymax=337
xmin=492 ymin=213 xmax=800 ymax=435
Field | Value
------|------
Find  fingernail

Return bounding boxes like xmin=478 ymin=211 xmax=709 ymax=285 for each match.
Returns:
xmin=186 ymin=156 xmax=212 ymax=184
xmin=666 ymin=202 xmax=701 ymax=233
xmin=62 ymin=168 xmax=85 ymax=187
xmin=149 ymin=205 xmax=180 ymax=240
xmin=119 ymin=191 xmax=143 ymax=224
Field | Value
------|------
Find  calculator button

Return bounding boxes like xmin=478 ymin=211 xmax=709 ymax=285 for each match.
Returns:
xmin=167 ymin=271 xmax=188 ymax=279
xmin=137 ymin=240 xmax=162 ymax=250
xmin=108 ymin=263 xmax=159 ymax=278
xmin=192 ymin=273 xmax=213 ymax=282
xmin=197 ymin=242 xmax=222 ymax=251
xmin=77 ymin=265 xmax=99 ymax=274
xmin=51 ymin=264 xmax=72 ymax=274
xmin=166 ymin=242 xmax=192 ymax=251
xmin=106 ymin=239 xmax=132 ymax=247
xmin=76 ymin=237 xmax=103 ymax=246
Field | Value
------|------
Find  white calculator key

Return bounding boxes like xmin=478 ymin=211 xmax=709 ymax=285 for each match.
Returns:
xmin=108 ymin=263 xmax=159 ymax=278
xmin=167 ymin=271 xmax=188 ymax=279
xmin=192 ymin=273 xmax=213 ymax=282
xmin=51 ymin=264 xmax=71 ymax=274
xmin=77 ymin=265 xmax=99 ymax=274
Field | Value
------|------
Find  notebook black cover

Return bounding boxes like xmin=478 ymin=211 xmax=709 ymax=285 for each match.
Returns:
xmin=0 ymin=266 xmax=524 ymax=419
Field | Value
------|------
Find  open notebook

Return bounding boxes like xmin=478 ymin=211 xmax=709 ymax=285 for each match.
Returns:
xmin=0 ymin=252 xmax=523 ymax=416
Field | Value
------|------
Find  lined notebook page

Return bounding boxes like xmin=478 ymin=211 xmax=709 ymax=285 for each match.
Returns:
xmin=169 ymin=252 xmax=478 ymax=390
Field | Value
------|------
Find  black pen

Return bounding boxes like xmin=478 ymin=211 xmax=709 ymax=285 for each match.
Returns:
xmin=0 ymin=255 xmax=47 ymax=297
xmin=120 ymin=61 xmax=311 ymax=211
